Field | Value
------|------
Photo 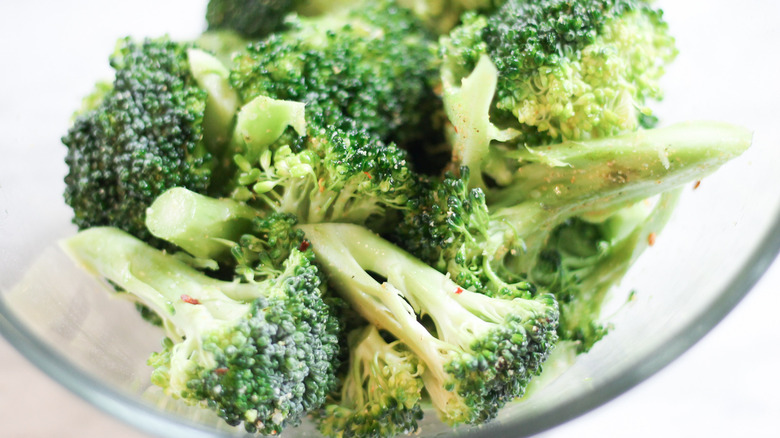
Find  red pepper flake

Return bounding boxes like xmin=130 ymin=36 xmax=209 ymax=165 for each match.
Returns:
xmin=181 ymin=294 xmax=201 ymax=305
xmin=455 ymin=287 xmax=464 ymax=295
xmin=215 ymin=367 xmax=229 ymax=375
xmin=647 ymin=232 xmax=656 ymax=247
xmin=299 ymin=240 xmax=310 ymax=252
xmin=693 ymin=180 xmax=701 ymax=190
xmin=363 ymin=171 xmax=373 ymax=180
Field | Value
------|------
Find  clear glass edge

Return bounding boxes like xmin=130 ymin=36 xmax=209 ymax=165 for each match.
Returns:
xmin=2 ymin=207 xmax=779 ymax=438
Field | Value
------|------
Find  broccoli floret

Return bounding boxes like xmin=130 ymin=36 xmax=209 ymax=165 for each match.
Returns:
xmin=316 ymin=325 xmax=424 ymax=438
xmin=62 ymin=219 xmax=341 ymax=435
xmin=442 ymin=0 xmax=677 ymax=144
xmin=230 ymin=0 xmax=438 ymax=146
xmin=438 ymin=1 xmax=678 ymax=191
xmin=230 ymin=99 xmax=416 ymax=225
xmin=300 ymin=223 xmax=558 ymax=426
xmin=206 ymin=0 xmax=299 ymax=39
xmin=62 ymin=37 xmax=240 ymax=245
xmin=396 ymin=167 xmax=537 ymax=300
xmin=226 ymin=1 xmax=439 ymax=225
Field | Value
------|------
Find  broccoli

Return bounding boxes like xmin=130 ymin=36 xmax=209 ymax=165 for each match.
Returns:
xmin=61 ymin=215 xmax=341 ymax=435
xmin=316 ymin=325 xmax=425 ymax=438
xmin=62 ymin=37 xmax=240 ymax=245
xmin=400 ymin=122 xmax=752 ymax=284
xmin=206 ymin=0 xmax=299 ymax=39
xmin=299 ymin=222 xmax=559 ymax=426
xmin=229 ymin=96 xmax=416 ymax=226
xmin=438 ymin=0 xmax=677 ymax=190
xmin=442 ymin=0 xmax=677 ymax=142
xmin=56 ymin=0 xmax=757 ymax=434
xmin=531 ymin=190 xmax=682 ymax=352
xmin=395 ymin=123 xmax=751 ymax=348
xmin=230 ymin=0 xmax=438 ymax=146
xmin=226 ymin=0 xmax=440 ymax=225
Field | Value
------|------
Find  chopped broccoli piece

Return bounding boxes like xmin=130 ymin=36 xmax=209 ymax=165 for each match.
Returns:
xmin=62 ymin=37 xmax=239 ymax=245
xmin=230 ymin=96 xmax=416 ymax=225
xmin=317 ymin=325 xmax=424 ymax=438
xmin=226 ymin=1 xmax=439 ymax=225
xmin=395 ymin=123 xmax=751 ymax=347
xmin=206 ymin=0 xmax=299 ymax=39
xmin=401 ymin=122 xmax=752 ymax=278
xmin=62 ymin=221 xmax=340 ymax=435
xmin=300 ymin=223 xmax=558 ymax=426
xmin=442 ymin=0 xmax=677 ymax=144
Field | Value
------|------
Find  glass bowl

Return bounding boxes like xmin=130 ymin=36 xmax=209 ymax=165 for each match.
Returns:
xmin=1 ymin=0 xmax=778 ymax=436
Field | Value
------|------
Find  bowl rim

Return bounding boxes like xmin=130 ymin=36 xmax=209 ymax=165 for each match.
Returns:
xmin=2 ymin=206 xmax=779 ymax=438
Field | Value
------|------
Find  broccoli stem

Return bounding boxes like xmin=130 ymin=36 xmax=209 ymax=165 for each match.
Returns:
xmin=490 ymin=121 xmax=753 ymax=211
xmin=304 ymin=224 xmax=464 ymax=371
xmin=233 ymin=94 xmax=307 ymax=165
xmin=145 ymin=187 xmax=258 ymax=261
xmin=61 ymin=227 xmax=252 ymax=391
xmin=61 ymin=227 xmax=251 ymax=323
xmin=298 ymin=222 xmax=555 ymax=396
xmin=188 ymin=48 xmax=240 ymax=156
xmin=443 ymin=54 xmax=519 ymax=190
xmin=478 ymin=121 xmax=752 ymax=271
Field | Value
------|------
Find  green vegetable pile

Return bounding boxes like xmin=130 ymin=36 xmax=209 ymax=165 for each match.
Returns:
xmin=60 ymin=0 xmax=752 ymax=436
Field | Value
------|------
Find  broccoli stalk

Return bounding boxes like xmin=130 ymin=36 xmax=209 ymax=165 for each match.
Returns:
xmin=62 ymin=225 xmax=340 ymax=435
xmin=299 ymin=223 xmax=559 ymax=426
xmin=396 ymin=122 xmax=750 ymax=350
xmin=399 ymin=122 xmax=752 ymax=294
xmin=488 ymin=121 xmax=752 ymax=213
xmin=317 ymin=325 xmax=425 ymax=438
xmin=145 ymin=187 xmax=259 ymax=262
